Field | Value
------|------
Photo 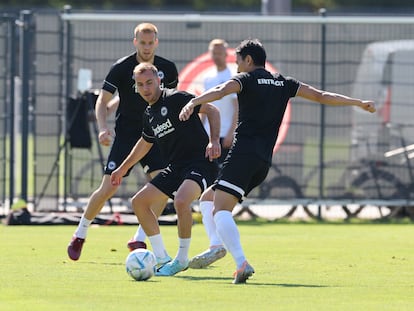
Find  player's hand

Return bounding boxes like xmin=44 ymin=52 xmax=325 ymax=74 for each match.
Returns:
xmin=110 ymin=168 xmax=124 ymax=186
xmin=206 ymin=140 xmax=221 ymax=162
xmin=179 ymin=102 xmax=195 ymax=121
xmin=360 ymin=101 xmax=376 ymax=113
xmin=99 ymin=128 xmax=115 ymax=146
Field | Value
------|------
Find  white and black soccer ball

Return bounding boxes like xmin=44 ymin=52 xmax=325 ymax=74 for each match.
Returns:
xmin=125 ymin=249 xmax=157 ymax=281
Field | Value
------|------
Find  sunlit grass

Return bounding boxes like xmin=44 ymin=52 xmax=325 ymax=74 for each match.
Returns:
xmin=1 ymin=222 xmax=414 ymax=311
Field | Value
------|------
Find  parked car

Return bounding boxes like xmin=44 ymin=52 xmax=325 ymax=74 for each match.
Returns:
xmin=351 ymin=40 xmax=414 ymax=160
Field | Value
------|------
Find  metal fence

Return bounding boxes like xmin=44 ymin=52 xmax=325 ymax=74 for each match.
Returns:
xmin=0 ymin=13 xmax=18 ymax=214
xmin=1 ymin=9 xmax=414 ymax=219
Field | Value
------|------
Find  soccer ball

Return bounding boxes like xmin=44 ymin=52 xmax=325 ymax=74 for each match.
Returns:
xmin=125 ymin=249 xmax=157 ymax=281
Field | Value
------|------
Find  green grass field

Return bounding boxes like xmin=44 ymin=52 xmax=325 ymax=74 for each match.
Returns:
xmin=1 ymin=221 xmax=414 ymax=311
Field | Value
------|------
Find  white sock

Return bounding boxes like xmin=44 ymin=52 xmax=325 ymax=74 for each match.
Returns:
xmin=148 ymin=234 xmax=168 ymax=259
xmin=175 ymin=238 xmax=191 ymax=264
xmin=214 ymin=210 xmax=246 ymax=269
xmin=74 ymin=216 xmax=92 ymax=239
xmin=199 ymin=201 xmax=222 ymax=247
xmin=132 ymin=225 xmax=147 ymax=242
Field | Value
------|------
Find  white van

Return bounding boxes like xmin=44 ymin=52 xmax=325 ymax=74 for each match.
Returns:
xmin=351 ymin=40 xmax=414 ymax=160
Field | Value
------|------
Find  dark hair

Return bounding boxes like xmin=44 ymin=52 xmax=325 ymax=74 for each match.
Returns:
xmin=235 ymin=39 xmax=266 ymax=67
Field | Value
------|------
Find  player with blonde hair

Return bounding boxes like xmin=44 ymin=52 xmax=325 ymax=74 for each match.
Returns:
xmin=67 ymin=23 xmax=178 ymax=261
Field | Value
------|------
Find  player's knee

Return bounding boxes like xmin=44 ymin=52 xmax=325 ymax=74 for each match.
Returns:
xmin=173 ymin=196 xmax=190 ymax=214
xmin=200 ymin=187 xmax=214 ymax=201
xmin=131 ymin=194 xmax=148 ymax=212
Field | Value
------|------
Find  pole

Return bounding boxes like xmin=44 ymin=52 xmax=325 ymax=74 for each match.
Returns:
xmin=63 ymin=5 xmax=73 ymax=210
xmin=318 ymin=8 xmax=327 ymax=219
xmin=8 ymin=15 xmax=17 ymax=208
xmin=19 ymin=10 xmax=33 ymax=202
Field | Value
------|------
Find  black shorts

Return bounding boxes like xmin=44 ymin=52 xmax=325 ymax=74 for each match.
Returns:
xmin=213 ymin=153 xmax=270 ymax=203
xmin=150 ymin=160 xmax=219 ymax=199
xmin=104 ymin=136 xmax=167 ymax=176
xmin=216 ymin=137 xmax=231 ymax=167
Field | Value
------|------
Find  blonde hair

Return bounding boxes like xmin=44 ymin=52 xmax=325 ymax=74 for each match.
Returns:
xmin=134 ymin=22 xmax=158 ymax=39
xmin=133 ymin=62 xmax=158 ymax=77
xmin=208 ymin=38 xmax=228 ymax=51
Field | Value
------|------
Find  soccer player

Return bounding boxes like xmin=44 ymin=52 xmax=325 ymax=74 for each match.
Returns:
xmin=67 ymin=23 xmax=178 ymax=261
xmin=189 ymin=39 xmax=238 ymax=269
xmin=179 ymin=38 xmax=376 ymax=284
xmin=110 ymin=63 xmax=220 ymax=276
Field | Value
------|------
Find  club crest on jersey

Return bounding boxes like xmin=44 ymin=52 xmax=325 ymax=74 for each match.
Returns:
xmin=161 ymin=106 xmax=168 ymax=117
xmin=107 ymin=161 xmax=116 ymax=170
xmin=158 ymin=71 xmax=165 ymax=80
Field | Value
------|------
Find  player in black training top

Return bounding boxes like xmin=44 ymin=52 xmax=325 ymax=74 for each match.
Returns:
xmin=111 ymin=63 xmax=221 ymax=277
xmin=68 ymin=23 xmax=178 ymax=262
xmin=179 ymin=38 xmax=376 ymax=284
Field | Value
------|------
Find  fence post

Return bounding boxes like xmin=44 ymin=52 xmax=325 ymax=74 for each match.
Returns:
xmin=318 ymin=8 xmax=327 ymax=219
xmin=18 ymin=10 xmax=34 ymax=203
xmin=63 ymin=5 xmax=73 ymax=211
xmin=8 ymin=14 xmax=17 ymax=208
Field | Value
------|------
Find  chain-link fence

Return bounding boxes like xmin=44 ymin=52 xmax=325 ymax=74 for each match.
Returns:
xmin=1 ymin=9 xmax=414 ymax=219
xmin=0 ymin=13 xmax=18 ymax=214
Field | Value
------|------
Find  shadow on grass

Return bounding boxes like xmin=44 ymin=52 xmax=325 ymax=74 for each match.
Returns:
xmin=176 ymin=275 xmax=330 ymax=287
xmin=69 ymin=262 xmax=331 ymax=287
xmin=235 ymin=217 xmax=414 ymax=226
xmin=274 ymin=283 xmax=329 ymax=288
xmin=73 ymin=261 xmax=124 ymax=266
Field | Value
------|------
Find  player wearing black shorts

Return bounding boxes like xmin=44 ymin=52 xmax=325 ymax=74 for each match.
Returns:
xmin=179 ymin=38 xmax=376 ymax=283
xmin=142 ymin=95 xmax=218 ymax=201
xmin=103 ymin=52 xmax=178 ymax=176
xmin=67 ymin=23 xmax=178 ymax=261
xmin=111 ymin=63 xmax=220 ymax=276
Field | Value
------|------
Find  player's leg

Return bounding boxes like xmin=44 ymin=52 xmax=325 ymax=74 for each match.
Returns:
xmin=127 ymin=145 xmax=168 ymax=250
xmin=67 ymin=174 xmax=119 ymax=261
xmin=212 ymin=155 xmax=268 ymax=283
xmin=131 ymin=182 xmax=171 ymax=267
xmin=188 ymin=186 xmax=227 ymax=269
xmin=127 ymin=168 xmax=167 ymax=250
xmin=213 ymin=189 xmax=255 ymax=284
xmin=82 ymin=175 xmax=119 ymax=220
xmin=156 ymin=179 xmax=201 ymax=276
xmin=68 ymin=135 xmax=136 ymax=261
xmin=199 ymin=186 xmax=222 ymax=246
xmin=213 ymin=189 xmax=243 ymax=263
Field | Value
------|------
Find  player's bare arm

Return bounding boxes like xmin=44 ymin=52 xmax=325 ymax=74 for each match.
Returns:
xmin=96 ymin=89 xmax=116 ymax=146
xmin=179 ymin=80 xmax=240 ymax=121
xmin=199 ymin=103 xmax=221 ymax=161
xmin=106 ymin=95 xmax=120 ymax=116
xmin=297 ymin=82 xmax=376 ymax=113
xmin=110 ymin=138 xmax=153 ymax=186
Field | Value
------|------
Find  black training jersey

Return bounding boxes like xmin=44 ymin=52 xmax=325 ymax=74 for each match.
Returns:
xmin=232 ymin=68 xmax=300 ymax=164
xmin=142 ymin=89 xmax=209 ymax=165
xmin=102 ymin=53 xmax=178 ymax=134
